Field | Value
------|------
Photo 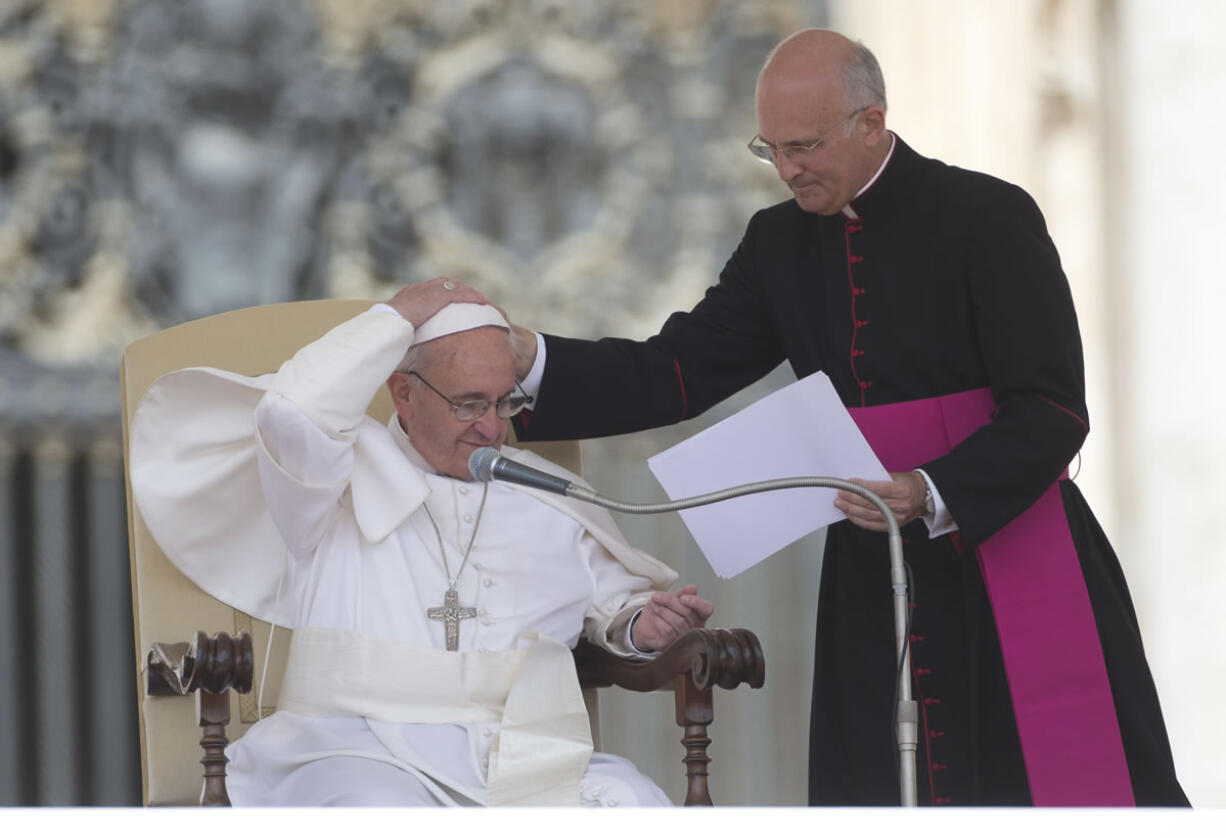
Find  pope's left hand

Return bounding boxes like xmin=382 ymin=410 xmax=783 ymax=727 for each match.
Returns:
xmin=834 ymin=470 xmax=927 ymax=531
xmin=630 ymin=584 xmax=714 ymax=653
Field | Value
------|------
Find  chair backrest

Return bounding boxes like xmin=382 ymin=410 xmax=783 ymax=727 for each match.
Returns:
xmin=120 ymin=299 xmax=582 ymax=805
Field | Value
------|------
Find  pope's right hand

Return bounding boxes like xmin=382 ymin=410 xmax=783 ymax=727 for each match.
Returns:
xmin=387 ymin=277 xmax=487 ymax=327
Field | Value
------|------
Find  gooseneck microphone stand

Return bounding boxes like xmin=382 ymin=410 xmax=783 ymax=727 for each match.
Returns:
xmin=469 ymin=448 xmax=919 ymax=806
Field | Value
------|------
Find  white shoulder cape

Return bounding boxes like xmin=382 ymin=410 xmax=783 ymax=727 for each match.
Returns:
xmin=129 ymin=366 xmax=677 ymax=627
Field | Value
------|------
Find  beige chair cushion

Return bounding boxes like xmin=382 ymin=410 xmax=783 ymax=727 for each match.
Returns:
xmin=120 ymin=299 xmax=582 ymax=805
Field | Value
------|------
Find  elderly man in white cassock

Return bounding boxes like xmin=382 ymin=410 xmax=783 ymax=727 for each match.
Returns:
xmin=129 ymin=278 xmax=713 ymax=807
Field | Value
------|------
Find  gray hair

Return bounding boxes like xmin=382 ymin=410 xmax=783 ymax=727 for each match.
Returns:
xmin=396 ymin=342 xmax=429 ymax=375
xmin=843 ymin=41 xmax=887 ymax=112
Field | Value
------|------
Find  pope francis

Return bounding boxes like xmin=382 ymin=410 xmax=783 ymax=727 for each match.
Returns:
xmin=129 ymin=278 xmax=714 ymax=806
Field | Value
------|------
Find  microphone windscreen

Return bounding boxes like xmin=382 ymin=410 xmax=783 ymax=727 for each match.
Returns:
xmin=468 ymin=446 xmax=501 ymax=482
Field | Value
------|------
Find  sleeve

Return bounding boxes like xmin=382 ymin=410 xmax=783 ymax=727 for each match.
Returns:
xmin=517 ymin=332 xmax=548 ymax=403
xmin=922 ymin=182 xmax=1090 ymax=546
xmin=268 ymin=305 xmax=413 ymax=439
xmin=253 ymin=393 xmax=355 ymax=558
xmin=514 ymin=210 xmax=786 ymax=441
xmin=255 ymin=307 xmax=415 ymax=556
xmin=915 ymin=468 xmax=958 ymax=538
xmin=578 ymin=530 xmax=659 ymax=658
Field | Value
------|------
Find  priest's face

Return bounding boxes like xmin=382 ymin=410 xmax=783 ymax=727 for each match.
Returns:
xmin=755 ymin=68 xmax=886 ymax=215
xmin=390 ymin=327 xmax=515 ymax=480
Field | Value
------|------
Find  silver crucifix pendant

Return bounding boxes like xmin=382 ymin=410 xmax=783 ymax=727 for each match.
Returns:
xmin=427 ymin=588 xmax=478 ymax=651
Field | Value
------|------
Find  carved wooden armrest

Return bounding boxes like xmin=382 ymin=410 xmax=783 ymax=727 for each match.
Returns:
xmin=146 ymin=631 xmax=253 ymax=806
xmin=573 ymin=628 xmax=766 ymax=805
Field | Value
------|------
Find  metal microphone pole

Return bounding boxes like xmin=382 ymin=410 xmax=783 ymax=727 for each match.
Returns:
xmin=564 ymin=476 xmax=919 ymax=807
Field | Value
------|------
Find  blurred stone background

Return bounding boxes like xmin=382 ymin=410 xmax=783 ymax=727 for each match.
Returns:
xmin=0 ymin=0 xmax=1221 ymax=807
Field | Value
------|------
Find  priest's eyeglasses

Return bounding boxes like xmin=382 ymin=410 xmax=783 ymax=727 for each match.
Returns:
xmin=404 ymin=370 xmax=532 ymax=420
xmin=748 ymin=107 xmax=868 ymax=165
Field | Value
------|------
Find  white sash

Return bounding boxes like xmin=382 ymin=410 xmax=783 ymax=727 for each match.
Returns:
xmin=277 ymin=626 xmax=593 ymax=806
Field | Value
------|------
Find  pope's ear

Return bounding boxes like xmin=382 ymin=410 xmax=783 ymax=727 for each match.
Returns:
xmin=387 ymin=371 xmax=411 ymax=406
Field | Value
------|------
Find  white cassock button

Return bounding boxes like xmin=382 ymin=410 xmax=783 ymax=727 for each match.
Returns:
xmin=463 ymin=513 xmax=473 ymax=523
xmin=483 ymin=578 xmax=493 ymax=587
xmin=482 ymin=727 xmax=493 ymax=738
xmin=459 ymin=486 xmax=469 ymax=495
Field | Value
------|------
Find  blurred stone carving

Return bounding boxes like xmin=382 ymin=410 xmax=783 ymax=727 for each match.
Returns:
xmin=0 ymin=0 xmax=823 ymax=409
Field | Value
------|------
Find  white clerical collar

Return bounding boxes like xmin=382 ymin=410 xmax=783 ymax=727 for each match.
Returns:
xmin=387 ymin=412 xmax=443 ymax=476
xmin=841 ymin=131 xmax=897 ymax=219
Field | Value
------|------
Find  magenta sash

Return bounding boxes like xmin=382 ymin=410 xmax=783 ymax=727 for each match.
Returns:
xmin=849 ymin=388 xmax=1134 ymax=806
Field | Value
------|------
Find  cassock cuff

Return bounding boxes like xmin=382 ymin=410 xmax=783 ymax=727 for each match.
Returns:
xmin=519 ymin=332 xmax=547 ymax=404
xmin=916 ymin=468 xmax=959 ymax=538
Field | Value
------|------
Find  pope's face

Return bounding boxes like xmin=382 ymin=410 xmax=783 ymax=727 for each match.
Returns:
xmin=390 ymin=327 xmax=515 ymax=480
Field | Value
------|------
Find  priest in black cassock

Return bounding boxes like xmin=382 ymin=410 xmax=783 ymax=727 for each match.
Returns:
xmin=468 ymin=28 xmax=1186 ymax=806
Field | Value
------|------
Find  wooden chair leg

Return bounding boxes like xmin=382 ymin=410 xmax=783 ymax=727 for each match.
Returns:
xmin=198 ymin=690 xmax=232 ymax=806
xmin=573 ymin=629 xmax=764 ymax=806
xmin=675 ymin=674 xmax=714 ymax=806
xmin=148 ymin=632 xmax=252 ymax=806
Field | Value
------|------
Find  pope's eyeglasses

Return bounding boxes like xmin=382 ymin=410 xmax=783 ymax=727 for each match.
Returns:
xmin=404 ymin=370 xmax=531 ymax=420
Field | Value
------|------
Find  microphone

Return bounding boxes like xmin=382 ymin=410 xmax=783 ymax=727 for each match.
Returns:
xmin=468 ymin=447 xmax=577 ymax=496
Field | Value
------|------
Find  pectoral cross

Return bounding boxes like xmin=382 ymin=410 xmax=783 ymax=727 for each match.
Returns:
xmin=427 ymin=588 xmax=477 ymax=652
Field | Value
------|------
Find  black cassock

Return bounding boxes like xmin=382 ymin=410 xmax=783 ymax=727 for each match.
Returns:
xmin=513 ymin=135 xmax=1187 ymax=806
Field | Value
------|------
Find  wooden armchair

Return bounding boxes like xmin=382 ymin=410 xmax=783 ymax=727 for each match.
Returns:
xmin=120 ymin=299 xmax=764 ymax=807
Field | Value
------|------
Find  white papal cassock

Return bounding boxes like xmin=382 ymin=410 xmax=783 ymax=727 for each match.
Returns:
xmin=129 ymin=306 xmax=680 ymax=807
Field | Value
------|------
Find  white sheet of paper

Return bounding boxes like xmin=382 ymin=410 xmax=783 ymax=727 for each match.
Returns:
xmin=646 ymin=372 xmax=889 ymax=579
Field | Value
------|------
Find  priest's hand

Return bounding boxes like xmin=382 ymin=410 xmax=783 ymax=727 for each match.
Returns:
xmin=388 ymin=277 xmax=487 ymax=327
xmin=631 ymin=584 xmax=714 ymax=653
xmin=482 ymin=303 xmax=539 ymax=379
xmin=834 ymin=470 xmax=927 ymax=531
xmin=507 ymin=321 xmax=538 ymax=380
